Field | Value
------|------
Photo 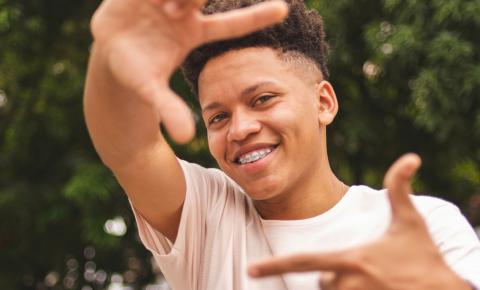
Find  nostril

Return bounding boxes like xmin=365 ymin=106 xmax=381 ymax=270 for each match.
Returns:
xmin=227 ymin=120 xmax=262 ymax=142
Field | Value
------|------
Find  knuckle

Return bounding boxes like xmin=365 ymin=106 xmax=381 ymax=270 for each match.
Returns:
xmin=273 ymin=255 xmax=306 ymax=272
xmin=90 ymin=11 xmax=102 ymax=38
xmin=293 ymin=254 xmax=314 ymax=270
xmin=90 ymin=2 xmax=110 ymax=40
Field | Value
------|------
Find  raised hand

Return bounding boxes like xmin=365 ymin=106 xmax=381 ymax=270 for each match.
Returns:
xmin=248 ymin=154 xmax=471 ymax=290
xmin=89 ymin=0 xmax=288 ymax=143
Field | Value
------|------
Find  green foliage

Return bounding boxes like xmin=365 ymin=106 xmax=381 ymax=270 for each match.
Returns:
xmin=312 ymin=0 xmax=480 ymax=205
xmin=0 ymin=0 xmax=479 ymax=289
xmin=0 ymin=1 xmax=154 ymax=289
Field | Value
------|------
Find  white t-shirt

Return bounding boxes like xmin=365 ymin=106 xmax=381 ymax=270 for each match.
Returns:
xmin=131 ymin=160 xmax=480 ymax=290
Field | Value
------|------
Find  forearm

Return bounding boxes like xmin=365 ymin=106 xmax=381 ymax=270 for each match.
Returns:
xmin=83 ymin=43 xmax=166 ymax=170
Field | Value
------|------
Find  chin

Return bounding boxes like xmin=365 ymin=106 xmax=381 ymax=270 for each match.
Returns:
xmin=221 ymin=164 xmax=284 ymax=200
xmin=241 ymin=179 xmax=281 ymax=201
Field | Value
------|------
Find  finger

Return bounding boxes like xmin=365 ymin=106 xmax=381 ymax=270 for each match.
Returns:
xmin=383 ymin=153 xmax=422 ymax=221
xmin=157 ymin=88 xmax=196 ymax=143
xmin=202 ymin=0 xmax=288 ymax=43
xmin=141 ymin=82 xmax=196 ymax=143
xmin=248 ymin=251 xmax=356 ymax=278
xmin=319 ymin=271 xmax=337 ymax=290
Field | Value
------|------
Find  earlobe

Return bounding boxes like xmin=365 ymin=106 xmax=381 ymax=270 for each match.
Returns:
xmin=316 ymin=81 xmax=338 ymax=125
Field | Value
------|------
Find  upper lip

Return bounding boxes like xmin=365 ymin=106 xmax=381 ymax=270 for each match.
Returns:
xmin=230 ymin=143 xmax=278 ymax=163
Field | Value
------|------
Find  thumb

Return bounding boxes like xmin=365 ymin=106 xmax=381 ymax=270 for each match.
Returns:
xmin=151 ymin=85 xmax=196 ymax=144
xmin=202 ymin=0 xmax=288 ymax=43
xmin=383 ymin=153 xmax=422 ymax=222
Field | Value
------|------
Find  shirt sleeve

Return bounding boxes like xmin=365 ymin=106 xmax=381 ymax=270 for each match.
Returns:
xmin=130 ymin=159 xmax=239 ymax=289
xmin=423 ymin=200 xmax=480 ymax=287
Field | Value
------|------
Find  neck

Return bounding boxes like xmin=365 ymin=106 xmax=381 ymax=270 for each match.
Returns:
xmin=255 ymin=173 xmax=348 ymax=220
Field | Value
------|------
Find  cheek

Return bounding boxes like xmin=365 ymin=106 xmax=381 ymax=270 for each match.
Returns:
xmin=207 ymin=131 xmax=225 ymax=161
xmin=269 ymin=102 xmax=318 ymax=134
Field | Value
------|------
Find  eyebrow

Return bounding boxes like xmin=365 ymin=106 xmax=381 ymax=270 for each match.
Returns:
xmin=201 ymin=81 xmax=278 ymax=114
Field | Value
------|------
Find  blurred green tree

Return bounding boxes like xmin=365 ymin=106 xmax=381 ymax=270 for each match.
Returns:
xmin=314 ymin=0 xmax=480 ymax=206
xmin=0 ymin=0 xmax=478 ymax=289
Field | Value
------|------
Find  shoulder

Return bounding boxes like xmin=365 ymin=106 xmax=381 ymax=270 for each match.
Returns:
xmin=178 ymin=159 xmax=239 ymax=191
xmin=345 ymin=185 xmax=389 ymax=209
xmin=345 ymin=185 xmax=468 ymax=232
xmin=351 ymin=185 xmax=475 ymax=240
xmin=178 ymin=159 xmax=248 ymax=208
xmin=347 ymin=185 xmax=458 ymax=216
xmin=410 ymin=194 xmax=461 ymax=218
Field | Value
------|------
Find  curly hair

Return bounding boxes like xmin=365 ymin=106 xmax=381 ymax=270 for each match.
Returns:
xmin=181 ymin=0 xmax=330 ymax=97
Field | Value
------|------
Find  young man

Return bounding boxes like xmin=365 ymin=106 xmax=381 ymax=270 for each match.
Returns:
xmin=84 ymin=0 xmax=480 ymax=289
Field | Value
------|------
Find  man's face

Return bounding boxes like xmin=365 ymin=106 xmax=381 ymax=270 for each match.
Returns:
xmin=198 ymin=47 xmax=334 ymax=202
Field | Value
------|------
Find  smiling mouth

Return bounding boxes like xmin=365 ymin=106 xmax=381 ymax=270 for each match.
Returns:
xmin=236 ymin=146 xmax=277 ymax=164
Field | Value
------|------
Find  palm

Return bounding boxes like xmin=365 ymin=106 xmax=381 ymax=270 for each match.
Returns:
xmin=90 ymin=0 xmax=287 ymax=143
xmin=93 ymin=1 xmax=204 ymax=94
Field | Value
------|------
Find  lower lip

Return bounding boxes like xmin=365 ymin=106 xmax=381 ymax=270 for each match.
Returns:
xmin=237 ymin=147 xmax=277 ymax=174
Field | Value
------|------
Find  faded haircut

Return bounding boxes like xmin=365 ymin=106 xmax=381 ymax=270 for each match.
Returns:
xmin=181 ymin=0 xmax=330 ymax=97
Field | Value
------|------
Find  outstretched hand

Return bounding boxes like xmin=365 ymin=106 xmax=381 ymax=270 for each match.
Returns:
xmin=248 ymin=154 xmax=471 ymax=290
xmin=89 ymin=0 xmax=288 ymax=143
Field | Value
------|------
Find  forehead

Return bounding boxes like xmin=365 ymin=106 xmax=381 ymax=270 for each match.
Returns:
xmin=198 ymin=47 xmax=302 ymax=106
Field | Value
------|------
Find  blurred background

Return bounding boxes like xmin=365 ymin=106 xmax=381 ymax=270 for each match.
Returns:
xmin=1 ymin=0 xmax=479 ymax=289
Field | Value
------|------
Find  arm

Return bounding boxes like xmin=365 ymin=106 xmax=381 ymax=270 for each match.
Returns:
xmin=84 ymin=43 xmax=186 ymax=241
xmin=84 ymin=0 xmax=288 ymax=241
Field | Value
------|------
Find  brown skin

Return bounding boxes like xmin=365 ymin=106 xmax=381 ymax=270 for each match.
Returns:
xmin=199 ymin=47 xmax=347 ymax=219
xmin=84 ymin=0 xmax=471 ymax=288
xmin=84 ymin=0 xmax=288 ymax=241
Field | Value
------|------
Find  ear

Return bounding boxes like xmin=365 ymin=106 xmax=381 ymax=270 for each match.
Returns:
xmin=315 ymin=81 xmax=338 ymax=125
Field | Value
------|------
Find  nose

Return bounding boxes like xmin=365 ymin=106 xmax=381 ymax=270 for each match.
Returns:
xmin=227 ymin=110 xmax=261 ymax=142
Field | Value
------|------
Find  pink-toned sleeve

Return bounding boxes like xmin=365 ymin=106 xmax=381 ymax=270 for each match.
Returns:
xmin=130 ymin=159 xmax=233 ymax=287
xmin=131 ymin=160 xmax=206 ymax=255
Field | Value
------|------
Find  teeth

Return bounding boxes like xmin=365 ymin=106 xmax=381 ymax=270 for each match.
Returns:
xmin=238 ymin=148 xmax=273 ymax=164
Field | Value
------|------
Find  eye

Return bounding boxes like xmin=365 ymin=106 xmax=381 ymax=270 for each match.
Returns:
xmin=208 ymin=112 xmax=228 ymax=125
xmin=252 ymin=94 xmax=275 ymax=107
